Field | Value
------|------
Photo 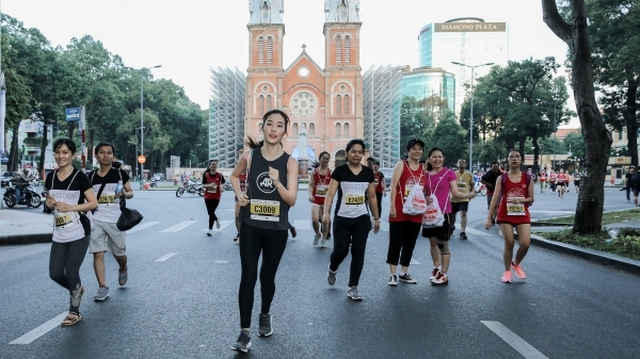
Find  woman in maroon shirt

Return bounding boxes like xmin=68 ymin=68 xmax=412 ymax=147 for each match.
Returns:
xmin=202 ymin=159 xmax=225 ymax=236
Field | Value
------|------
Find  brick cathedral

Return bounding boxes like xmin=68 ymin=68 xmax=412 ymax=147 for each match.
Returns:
xmin=245 ymin=0 xmax=363 ymax=169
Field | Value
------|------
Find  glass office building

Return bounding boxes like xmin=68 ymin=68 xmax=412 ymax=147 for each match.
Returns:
xmin=418 ymin=18 xmax=509 ymax=115
xmin=400 ymin=67 xmax=456 ymax=113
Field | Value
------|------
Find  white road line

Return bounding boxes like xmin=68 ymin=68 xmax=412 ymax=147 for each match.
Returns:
xmin=127 ymin=221 xmax=160 ymax=234
xmin=9 ymin=312 xmax=68 ymax=345
xmin=481 ymin=321 xmax=549 ymax=359
xmin=160 ymin=220 xmax=197 ymax=233
xmin=464 ymin=227 xmax=492 ymax=237
xmin=292 ymin=219 xmax=311 ymax=230
xmin=155 ymin=252 xmax=179 ymax=262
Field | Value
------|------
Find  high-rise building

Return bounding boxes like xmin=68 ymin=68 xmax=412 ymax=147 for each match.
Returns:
xmin=418 ymin=18 xmax=509 ymax=115
xmin=400 ymin=67 xmax=456 ymax=113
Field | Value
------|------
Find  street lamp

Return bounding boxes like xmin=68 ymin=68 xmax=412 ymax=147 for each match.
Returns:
xmin=193 ymin=143 xmax=202 ymax=168
xmin=139 ymin=65 xmax=162 ymax=180
xmin=451 ymin=61 xmax=494 ymax=170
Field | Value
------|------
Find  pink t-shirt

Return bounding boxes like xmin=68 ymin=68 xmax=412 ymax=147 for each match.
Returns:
xmin=425 ymin=168 xmax=456 ymax=214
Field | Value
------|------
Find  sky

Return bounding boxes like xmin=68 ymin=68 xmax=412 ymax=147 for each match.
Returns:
xmin=2 ymin=0 xmax=574 ymax=125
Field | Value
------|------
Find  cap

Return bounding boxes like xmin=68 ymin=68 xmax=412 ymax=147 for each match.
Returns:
xmin=406 ymin=138 xmax=425 ymax=151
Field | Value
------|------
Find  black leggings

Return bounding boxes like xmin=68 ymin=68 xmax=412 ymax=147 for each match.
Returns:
xmin=386 ymin=221 xmax=421 ymax=267
xmin=49 ymin=234 xmax=90 ymax=313
xmin=238 ymin=223 xmax=288 ymax=328
xmin=330 ymin=215 xmax=372 ymax=287
xmin=204 ymin=198 xmax=221 ymax=229
xmin=375 ymin=192 xmax=383 ymax=219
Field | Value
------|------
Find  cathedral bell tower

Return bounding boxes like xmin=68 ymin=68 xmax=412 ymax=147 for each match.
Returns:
xmin=246 ymin=1 xmax=286 ymax=140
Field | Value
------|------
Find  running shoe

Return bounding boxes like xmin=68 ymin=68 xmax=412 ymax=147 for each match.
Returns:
xmin=258 ymin=313 xmax=273 ymax=337
xmin=347 ymin=286 xmax=363 ymax=301
xmin=460 ymin=231 xmax=468 ymax=240
xmin=94 ymin=286 xmax=109 ymax=302
xmin=313 ymin=234 xmax=320 ymax=246
xmin=233 ymin=233 xmax=239 ymax=242
xmin=290 ymin=226 xmax=297 ymax=238
xmin=501 ymin=271 xmax=513 ymax=283
xmin=430 ymin=266 xmax=441 ymax=280
xmin=216 ymin=220 xmax=221 ymax=229
xmin=388 ymin=274 xmax=398 ymax=286
xmin=206 ymin=228 xmax=212 ymax=237
xmin=327 ymin=265 xmax=336 ymax=286
xmin=431 ymin=272 xmax=448 ymax=285
xmin=511 ymin=262 xmax=526 ymax=280
xmin=118 ymin=268 xmax=128 ymax=286
xmin=398 ymin=273 xmax=417 ymax=284
xmin=320 ymin=239 xmax=327 ymax=248
xmin=232 ymin=330 xmax=251 ymax=353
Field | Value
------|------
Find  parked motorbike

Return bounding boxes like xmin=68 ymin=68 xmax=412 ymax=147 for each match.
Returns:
xmin=148 ymin=178 xmax=158 ymax=188
xmin=3 ymin=182 xmax=42 ymax=208
xmin=474 ymin=182 xmax=487 ymax=196
xmin=176 ymin=178 xmax=203 ymax=197
xmin=223 ymin=182 xmax=232 ymax=191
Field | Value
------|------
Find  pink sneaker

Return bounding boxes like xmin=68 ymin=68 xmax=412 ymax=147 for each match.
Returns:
xmin=501 ymin=271 xmax=512 ymax=283
xmin=430 ymin=266 xmax=441 ymax=280
xmin=511 ymin=262 xmax=526 ymax=280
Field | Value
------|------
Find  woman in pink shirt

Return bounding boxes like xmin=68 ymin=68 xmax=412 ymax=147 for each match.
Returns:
xmin=422 ymin=147 xmax=476 ymax=285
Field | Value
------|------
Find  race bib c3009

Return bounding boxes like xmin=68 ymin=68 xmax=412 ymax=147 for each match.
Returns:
xmin=250 ymin=199 xmax=281 ymax=222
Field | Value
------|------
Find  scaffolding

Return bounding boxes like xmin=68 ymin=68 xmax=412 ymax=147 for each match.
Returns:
xmin=363 ymin=65 xmax=403 ymax=168
xmin=209 ymin=67 xmax=246 ymax=169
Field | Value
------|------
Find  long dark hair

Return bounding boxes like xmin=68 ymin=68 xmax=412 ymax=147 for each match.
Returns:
xmin=246 ymin=109 xmax=290 ymax=149
xmin=426 ymin=147 xmax=444 ymax=172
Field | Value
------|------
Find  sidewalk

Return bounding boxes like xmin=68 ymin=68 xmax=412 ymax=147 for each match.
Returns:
xmin=1 ymin=207 xmax=639 ymax=275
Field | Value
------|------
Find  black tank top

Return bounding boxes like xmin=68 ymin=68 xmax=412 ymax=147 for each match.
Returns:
xmin=241 ymin=149 xmax=291 ymax=230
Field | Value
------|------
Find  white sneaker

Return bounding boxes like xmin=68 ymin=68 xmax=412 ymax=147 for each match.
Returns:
xmin=215 ymin=220 xmax=221 ymax=229
xmin=206 ymin=229 xmax=212 ymax=237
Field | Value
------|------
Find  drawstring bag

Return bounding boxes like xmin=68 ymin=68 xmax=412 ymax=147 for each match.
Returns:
xmin=422 ymin=170 xmax=449 ymax=228
xmin=116 ymin=197 xmax=144 ymax=231
xmin=402 ymin=183 xmax=428 ymax=215
xmin=422 ymin=194 xmax=446 ymax=228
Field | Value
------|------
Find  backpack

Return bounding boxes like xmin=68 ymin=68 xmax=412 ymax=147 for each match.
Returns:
xmin=500 ymin=173 xmax=533 ymax=207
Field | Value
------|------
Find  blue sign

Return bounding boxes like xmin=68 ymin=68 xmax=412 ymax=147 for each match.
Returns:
xmin=65 ymin=107 xmax=81 ymax=122
xmin=1 ymin=155 xmax=8 ymax=164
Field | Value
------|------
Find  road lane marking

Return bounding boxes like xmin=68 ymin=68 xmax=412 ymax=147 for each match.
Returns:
xmin=155 ymin=252 xmax=179 ymax=262
xmin=160 ymin=220 xmax=197 ymax=232
xmin=9 ymin=312 xmax=68 ymax=345
xmin=127 ymin=221 xmax=160 ymax=234
xmin=481 ymin=321 xmax=549 ymax=359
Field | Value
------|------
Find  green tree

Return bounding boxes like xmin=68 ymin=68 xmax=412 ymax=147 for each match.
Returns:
xmin=543 ymin=0 xmax=613 ymax=234
xmin=429 ymin=111 xmax=467 ymax=167
xmin=586 ymin=0 xmax=640 ymax=167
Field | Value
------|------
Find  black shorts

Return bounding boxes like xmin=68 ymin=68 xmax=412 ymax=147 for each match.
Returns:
xmin=556 ymin=183 xmax=565 ymax=187
xmin=421 ymin=213 xmax=451 ymax=241
xmin=574 ymin=181 xmax=580 ymax=187
xmin=451 ymin=202 xmax=469 ymax=213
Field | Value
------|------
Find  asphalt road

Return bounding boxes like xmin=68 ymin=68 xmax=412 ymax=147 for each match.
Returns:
xmin=1 ymin=186 xmax=639 ymax=358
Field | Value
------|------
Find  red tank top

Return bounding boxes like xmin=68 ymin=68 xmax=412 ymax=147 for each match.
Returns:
xmin=390 ymin=161 xmax=425 ymax=224
xmin=203 ymin=171 xmax=223 ymax=200
xmin=497 ymin=172 xmax=531 ymax=225
xmin=311 ymin=168 xmax=332 ymax=205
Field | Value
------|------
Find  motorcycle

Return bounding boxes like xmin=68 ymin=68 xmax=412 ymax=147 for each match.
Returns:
xmin=474 ymin=182 xmax=487 ymax=196
xmin=148 ymin=178 xmax=158 ymax=188
xmin=176 ymin=178 xmax=204 ymax=197
xmin=3 ymin=182 xmax=43 ymax=208
xmin=223 ymin=182 xmax=232 ymax=191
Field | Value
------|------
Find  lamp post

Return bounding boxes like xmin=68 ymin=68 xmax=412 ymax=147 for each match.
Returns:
xmin=451 ymin=61 xmax=494 ymax=170
xmin=139 ymin=65 xmax=162 ymax=180
xmin=193 ymin=143 xmax=202 ymax=168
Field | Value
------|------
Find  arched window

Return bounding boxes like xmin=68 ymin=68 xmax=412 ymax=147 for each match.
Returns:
xmin=293 ymin=123 xmax=299 ymax=136
xmin=267 ymin=37 xmax=273 ymax=64
xmin=259 ymin=95 xmax=264 ymax=115
xmin=343 ymin=94 xmax=350 ymax=114
xmin=344 ymin=122 xmax=350 ymax=137
xmin=309 ymin=123 xmax=315 ymax=137
xmin=336 ymin=123 xmax=342 ymax=137
xmin=336 ymin=94 xmax=342 ymax=115
xmin=258 ymin=37 xmax=264 ymax=64
xmin=266 ymin=95 xmax=273 ymax=111
xmin=344 ymin=36 xmax=351 ymax=63
xmin=336 ymin=36 xmax=342 ymax=63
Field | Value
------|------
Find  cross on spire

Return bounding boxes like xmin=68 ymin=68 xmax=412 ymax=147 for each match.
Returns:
xmin=301 ymin=44 xmax=307 ymax=52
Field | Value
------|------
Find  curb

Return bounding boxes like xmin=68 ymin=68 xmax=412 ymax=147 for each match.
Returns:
xmin=530 ymin=233 xmax=640 ymax=275
xmin=0 ymin=233 xmax=52 ymax=246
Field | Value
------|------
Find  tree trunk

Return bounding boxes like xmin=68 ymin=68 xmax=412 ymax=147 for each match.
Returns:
xmin=624 ymin=81 xmax=638 ymax=167
xmin=542 ymin=0 xmax=612 ymax=234
xmin=8 ymin=123 xmax=20 ymax=171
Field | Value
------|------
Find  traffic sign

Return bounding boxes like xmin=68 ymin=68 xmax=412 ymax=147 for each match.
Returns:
xmin=65 ymin=107 xmax=81 ymax=122
xmin=138 ymin=155 xmax=146 ymax=164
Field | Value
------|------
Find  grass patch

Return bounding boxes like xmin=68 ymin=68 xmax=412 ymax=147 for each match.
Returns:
xmin=536 ymin=227 xmax=640 ymax=261
xmin=535 ymin=208 xmax=640 ymax=225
